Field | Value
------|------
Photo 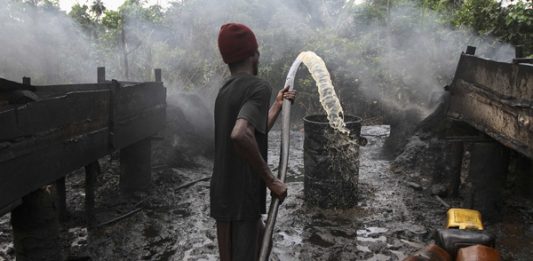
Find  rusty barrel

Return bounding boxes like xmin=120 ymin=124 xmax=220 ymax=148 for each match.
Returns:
xmin=303 ymin=114 xmax=362 ymax=208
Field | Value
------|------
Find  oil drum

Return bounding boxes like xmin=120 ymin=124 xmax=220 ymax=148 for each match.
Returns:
xmin=303 ymin=114 xmax=362 ymax=208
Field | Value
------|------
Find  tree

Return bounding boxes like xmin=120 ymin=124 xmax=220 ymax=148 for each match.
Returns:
xmin=90 ymin=0 xmax=106 ymax=21
xmin=69 ymin=4 xmax=94 ymax=32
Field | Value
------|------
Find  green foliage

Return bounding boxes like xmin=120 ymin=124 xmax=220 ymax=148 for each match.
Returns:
xmin=101 ymin=10 xmax=122 ymax=29
xmin=452 ymin=0 xmax=501 ymax=34
xmin=69 ymin=4 xmax=94 ymax=31
xmin=501 ymin=1 xmax=533 ymax=52
xmin=90 ymin=0 xmax=106 ymax=18
xmin=424 ymin=0 xmax=533 ymax=55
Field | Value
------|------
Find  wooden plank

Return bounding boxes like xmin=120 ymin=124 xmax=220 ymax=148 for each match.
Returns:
xmin=34 ymin=83 xmax=113 ymax=91
xmin=452 ymin=54 xmax=533 ymax=102
xmin=0 ymin=90 xmax=110 ymax=141
xmin=116 ymin=83 xmax=166 ymax=119
xmin=0 ymin=129 xmax=110 ymax=211
xmin=34 ymin=83 xmax=114 ymax=98
xmin=453 ymin=55 xmax=515 ymax=98
xmin=448 ymin=54 xmax=533 ymax=159
xmin=516 ymin=63 xmax=533 ymax=105
xmin=114 ymin=106 xmax=166 ymax=149
xmin=448 ymin=80 xmax=533 ymax=158
xmin=0 ymin=121 xmax=108 ymax=162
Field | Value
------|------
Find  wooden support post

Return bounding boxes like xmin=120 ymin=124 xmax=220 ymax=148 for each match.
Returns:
xmin=466 ymin=46 xmax=476 ymax=55
xmin=120 ymin=138 xmax=152 ymax=196
xmin=97 ymin=67 xmax=106 ymax=83
xmin=55 ymin=177 xmax=67 ymax=221
xmin=154 ymin=68 xmax=162 ymax=82
xmin=465 ymin=141 xmax=509 ymax=223
xmin=515 ymin=45 xmax=524 ymax=59
xmin=22 ymin=77 xmax=30 ymax=86
xmin=524 ymin=160 xmax=533 ymax=198
xmin=510 ymin=155 xmax=533 ymax=199
xmin=85 ymin=161 xmax=99 ymax=227
xmin=443 ymin=140 xmax=464 ymax=197
xmin=11 ymin=188 xmax=63 ymax=260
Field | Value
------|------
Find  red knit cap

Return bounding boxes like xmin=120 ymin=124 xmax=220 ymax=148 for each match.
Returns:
xmin=218 ymin=23 xmax=258 ymax=64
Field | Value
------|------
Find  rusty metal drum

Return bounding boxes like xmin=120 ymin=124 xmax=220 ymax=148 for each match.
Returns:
xmin=303 ymin=114 xmax=362 ymax=208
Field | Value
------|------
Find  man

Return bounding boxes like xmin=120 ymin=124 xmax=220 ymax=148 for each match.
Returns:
xmin=211 ymin=23 xmax=296 ymax=261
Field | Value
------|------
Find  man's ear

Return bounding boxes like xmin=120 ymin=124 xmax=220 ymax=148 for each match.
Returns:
xmin=252 ymin=51 xmax=260 ymax=62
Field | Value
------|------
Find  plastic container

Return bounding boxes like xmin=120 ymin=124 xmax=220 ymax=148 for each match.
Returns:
xmin=402 ymin=243 xmax=451 ymax=261
xmin=456 ymin=244 xmax=502 ymax=261
xmin=447 ymin=208 xmax=484 ymax=230
xmin=434 ymin=228 xmax=495 ymax=257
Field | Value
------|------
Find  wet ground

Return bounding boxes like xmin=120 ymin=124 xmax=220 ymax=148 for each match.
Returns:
xmin=0 ymin=125 xmax=532 ymax=260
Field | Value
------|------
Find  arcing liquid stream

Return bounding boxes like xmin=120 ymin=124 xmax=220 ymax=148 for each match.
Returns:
xmin=284 ymin=51 xmax=349 ymax=134
xmin=285 ymin=51 xmax=359 ymax=182
xmin=261 ymin=51 xmax=358 ymax=260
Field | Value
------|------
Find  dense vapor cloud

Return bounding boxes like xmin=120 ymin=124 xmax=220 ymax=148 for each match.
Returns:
xmin=0 ymin=0 xmax=515 ymax=120
xmin=354 ymin=5 xmax=514 ymax=116
xmin=0 ymin=0 xmax=97 ymax=84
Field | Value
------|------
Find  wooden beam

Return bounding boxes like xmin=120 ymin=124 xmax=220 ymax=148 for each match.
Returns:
xmin=448 ymin=54 xmax=533 ymax=160
xmin=0 ymin=129 xmax=109 ymax=210
xmin=0 ymin=90 xmax=110 ymax=142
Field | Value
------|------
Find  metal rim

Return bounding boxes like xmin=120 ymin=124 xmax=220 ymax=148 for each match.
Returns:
xmin=303 ymin=114 xmax=362 ymax=125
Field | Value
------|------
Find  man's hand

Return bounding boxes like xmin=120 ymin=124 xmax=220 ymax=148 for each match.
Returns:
xmin=267 ymin=177 xmax=287 ymax=202
xmin=275 ymin=85 xmax=296 ymax=106
xmin=268 ymin=85 xmax=297 ymax=131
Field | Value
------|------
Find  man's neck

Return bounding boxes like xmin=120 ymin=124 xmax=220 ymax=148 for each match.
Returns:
xmin=230 ymin=67 xmax=253 ymax=76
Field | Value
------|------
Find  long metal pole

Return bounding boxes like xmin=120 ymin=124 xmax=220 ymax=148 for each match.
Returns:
xmin=258 ymin=58 xmax=302 ymax=261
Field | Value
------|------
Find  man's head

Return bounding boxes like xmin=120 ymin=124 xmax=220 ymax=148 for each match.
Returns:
xmin=218 ymin=23 xmax=259 ymax=75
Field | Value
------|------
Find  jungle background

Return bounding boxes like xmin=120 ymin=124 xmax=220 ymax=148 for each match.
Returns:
xmin=1 ymin=0 xmax=532 ymax=155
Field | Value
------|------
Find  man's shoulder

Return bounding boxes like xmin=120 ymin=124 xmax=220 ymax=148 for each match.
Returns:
xmin=231 ymin=74 xmax=270 ymax=89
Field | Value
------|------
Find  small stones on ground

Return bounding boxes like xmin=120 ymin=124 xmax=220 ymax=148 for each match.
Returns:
xmin=308 ymin=232 xmax=335 ymax=247
xmin=400 ymin=239 xmax=425 ymax=249
xmin=431 ymin=184 xmax=447 ymax=197
xmin=405 ymin=181 xmax=423 ymax=191
xmin=388 ymin=238 xmax=403 ymax=250
xmin=406 ymin=224 xmax=427 ymax=236
xmin=368 ymin=241 xmax=387 ymax=252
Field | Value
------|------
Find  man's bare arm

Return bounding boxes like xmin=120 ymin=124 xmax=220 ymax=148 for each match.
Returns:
xmin=267 ymin=86 xmax=296 ymax=131
xmin=231 ymin=118 xmax=287 ymax=200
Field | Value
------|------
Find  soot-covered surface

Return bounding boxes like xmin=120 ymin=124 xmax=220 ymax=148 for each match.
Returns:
xmin=0 ymin=126 xmax=441 ymax=260
xmin=0 ymin=125 xmax=530 ymax=260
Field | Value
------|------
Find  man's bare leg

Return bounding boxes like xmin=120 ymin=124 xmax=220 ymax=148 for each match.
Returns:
xmin=216 ymin=221 xmax=232 ymax=261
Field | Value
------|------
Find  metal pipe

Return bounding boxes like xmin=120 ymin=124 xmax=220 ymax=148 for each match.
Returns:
xmin=258 ymin=58 xmax=301 ymax=261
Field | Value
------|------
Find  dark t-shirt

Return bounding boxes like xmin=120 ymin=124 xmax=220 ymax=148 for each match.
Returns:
xmin=210 ymin=73 xmax=272 ymax=221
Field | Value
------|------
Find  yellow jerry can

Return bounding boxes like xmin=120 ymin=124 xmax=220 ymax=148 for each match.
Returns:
xmin=446 ymin=208 xmax=484 ymax=230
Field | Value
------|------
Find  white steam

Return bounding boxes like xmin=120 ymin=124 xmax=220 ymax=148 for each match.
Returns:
xmin=0 ymin=0 xmax=515 ymax=121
